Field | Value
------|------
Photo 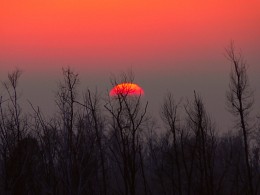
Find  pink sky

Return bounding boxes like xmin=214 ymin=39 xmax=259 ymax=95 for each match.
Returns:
xmin=1 ymin=0 xmax=260 ymax=73
xmin=1 ymin=0 xmax=260 ymax=131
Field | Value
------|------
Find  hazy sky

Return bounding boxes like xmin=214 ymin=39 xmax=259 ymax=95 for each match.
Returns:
xmin=1 ymin=0 xmax=260 ymax=132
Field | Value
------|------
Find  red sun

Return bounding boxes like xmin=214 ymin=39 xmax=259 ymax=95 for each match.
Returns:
xmin=110 ymin=83 xmax=144 ymax=97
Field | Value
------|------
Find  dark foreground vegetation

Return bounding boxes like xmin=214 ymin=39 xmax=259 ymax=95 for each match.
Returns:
xmin=0 ymin=44 xmax=260 ymax=195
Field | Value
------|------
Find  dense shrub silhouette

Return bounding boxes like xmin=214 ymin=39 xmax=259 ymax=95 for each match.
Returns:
xmin=7 ymin=137 xmax=41 ymax=195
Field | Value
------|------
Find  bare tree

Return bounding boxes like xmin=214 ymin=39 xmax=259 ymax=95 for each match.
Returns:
xmin=1 ymin=69 xmax=25 ymax=144
xmin=161 ymin=93 xmax=183 ymax=195
xmin=105 ymin=72 xmax=148 ymax=195
xmin=55 ymin=67 xmax=107 ymax=195
xmin=226 ymin=42 xmax=254 ymax=194
xmin=0 ymin=69 xmax=29 ymax=193
xmin=184 ymin=91 xmax=216 ymax=195
xmin=56 ymin=67 xmax=79 ymax=152
xmin=55 ymin=67 xmax=98 ymax=194
xmin=55 ymin=67 xmax=78 ymax=194
xmin=29 ymin=103 xmax=60 ymax=194
xmin=80 ymin=89 xmax=108 ymax=195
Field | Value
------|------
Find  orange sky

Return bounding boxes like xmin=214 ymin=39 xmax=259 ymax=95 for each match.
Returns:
xmin=1 ymin=0 xmax=260 ymax=73
xmin=1 ymin=0 xmax=260 ymax=131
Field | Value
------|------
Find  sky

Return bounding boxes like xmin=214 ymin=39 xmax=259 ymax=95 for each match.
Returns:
xmin=1 ymin=0 xmax=260 ymax=132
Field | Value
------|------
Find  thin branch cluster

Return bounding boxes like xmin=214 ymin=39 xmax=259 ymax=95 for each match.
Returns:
xmin=0 ymin=45 xmax=259 ymax=195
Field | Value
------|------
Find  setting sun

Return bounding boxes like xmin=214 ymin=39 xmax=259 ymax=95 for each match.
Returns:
xmin=109 ymin=83 xmax=144 ymax=97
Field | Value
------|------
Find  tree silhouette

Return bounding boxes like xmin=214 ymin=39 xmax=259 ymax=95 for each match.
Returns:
xmin=226 ymin=42 xmax=254 ymax=195
xmin=105 ymin=72 xmax=148 ymax=195
xmin=184 ymin=91 xmax=216 ymax=195
xmin=0 ymin=53 xmax=259 ymax=195
xmin=0 ymin=69 xmax=28 ymax=194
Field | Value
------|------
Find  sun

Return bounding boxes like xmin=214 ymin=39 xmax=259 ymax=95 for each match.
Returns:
xmin=110 ymin=83 xmax=144 ymax=97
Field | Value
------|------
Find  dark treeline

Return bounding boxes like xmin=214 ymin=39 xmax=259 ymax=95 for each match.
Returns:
xmin=0 ymin=45 xmax=260 ymax=195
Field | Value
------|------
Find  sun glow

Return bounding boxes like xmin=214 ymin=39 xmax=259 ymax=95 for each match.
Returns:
xmin=109 ymin=83 xmax=144 ymax=97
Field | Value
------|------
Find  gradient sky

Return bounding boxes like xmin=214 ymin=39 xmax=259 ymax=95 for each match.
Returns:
xmin=1 ymin=0 xmax=260 ymax=131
